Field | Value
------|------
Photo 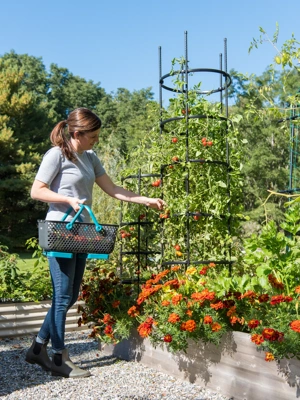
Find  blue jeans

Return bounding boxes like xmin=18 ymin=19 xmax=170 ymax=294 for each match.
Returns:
xmin=38 ymin=255 xmax=86 ymax=352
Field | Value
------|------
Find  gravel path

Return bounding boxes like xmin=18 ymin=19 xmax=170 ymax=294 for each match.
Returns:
xmin=0 ymin=330 xmax=233 ymax=400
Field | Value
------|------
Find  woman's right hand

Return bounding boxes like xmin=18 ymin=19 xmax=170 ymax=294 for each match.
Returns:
xmin=69 ymin=198 xmax=86 ymax=212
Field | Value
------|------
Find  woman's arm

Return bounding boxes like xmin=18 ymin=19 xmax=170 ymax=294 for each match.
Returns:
xmin=31 ymin=180 xmax=85 ymax=212
xmin=95 ymin=174 xmax=165 ymax=210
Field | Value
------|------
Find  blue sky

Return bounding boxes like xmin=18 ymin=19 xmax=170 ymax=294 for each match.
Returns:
xmin=1 ymin=0 xmax=300 ymax=103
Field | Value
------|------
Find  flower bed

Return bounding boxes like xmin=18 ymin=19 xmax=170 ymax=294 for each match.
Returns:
xmin=100 ymin=330 xmax=300 ymax=400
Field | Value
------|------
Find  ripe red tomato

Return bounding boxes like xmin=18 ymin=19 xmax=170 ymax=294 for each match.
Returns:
xmin=172 ymin=156 xmax=179 ymax=162
xmin=172 ymin=137 xmax=178 ymax=143
xmin=207 ymin=141 xmax=213 ymax=146
xmin=193 ymin=212 xmax=200 ymax=221
xmin=174 ymin=244 xmax=181 ymax=251
xmin=121 ymin=233 xmax=127 ymax=239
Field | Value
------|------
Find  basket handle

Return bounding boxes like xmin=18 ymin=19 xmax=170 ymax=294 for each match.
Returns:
xmin=65 ymin=204 xmax=103 ymax=232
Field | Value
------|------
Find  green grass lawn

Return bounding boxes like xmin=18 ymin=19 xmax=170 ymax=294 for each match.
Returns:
xmin=17 ymin=252 xmax=38 ymax=272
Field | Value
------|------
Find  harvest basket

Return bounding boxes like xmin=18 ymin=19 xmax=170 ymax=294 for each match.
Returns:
xmin=38 ymin=205 xmax=119 ymax=255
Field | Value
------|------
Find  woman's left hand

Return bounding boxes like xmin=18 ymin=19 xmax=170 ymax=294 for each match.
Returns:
xmin=146 ymin=198 xmax=166 ymax=210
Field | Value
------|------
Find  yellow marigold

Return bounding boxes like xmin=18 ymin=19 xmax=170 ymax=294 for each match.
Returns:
xmin=186 ymin=267 xmax=197 ymax=275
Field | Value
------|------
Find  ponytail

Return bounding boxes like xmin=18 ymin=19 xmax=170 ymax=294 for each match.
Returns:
xmin=50 ymin=120 xmax=76 ymax=162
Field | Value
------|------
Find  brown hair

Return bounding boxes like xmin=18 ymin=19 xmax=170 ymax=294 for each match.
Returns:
xmin=50 ymin=108 xmax=102 ymax=161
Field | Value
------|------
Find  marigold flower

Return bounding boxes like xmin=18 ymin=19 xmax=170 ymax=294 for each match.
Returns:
xmin=290 ymin=320 xmax=300 ymax=332
xmin=104 ymin=325 xmax=113 ymax=335
xmin=168 ymin=313 xmax=181 ymax=323
xmin=191 ymin=289 xmax=215 ymax=302
xmin=172 ymin=294 xmax=183 ymax=305
xmin=241 ymin=290 xmax=256 ymax=299
xmin=209 ymin=263 xmax=216 ymax=268
xmin=295 ymin=286 xmax=300 ymax=294
xmin=199 ymin=267 xmax=208 ymax=275
xmin=184 ymin=319 xmax=197 ymax=332
xmin=103 ymin=313 xmax=115 ymax=325
xmin=270 ymin=295 xmax=285 ymax=305
xmin=127 ymin=306 xmax=140 ymax=317
xmin=137 ymin=317 xmax=154 ymax=338
xmin=163 ymin=334 xmax=173 ymax=343
xmin=248 ymin=319 xmax=260 ymax=329
xmin=171 ymin=265 xmax=181 ymax=271
xmin=265 ymin=352 xmax=275 ymax=362
xmin=186 ymin=267 xmax=197 ymax=275
xmin=210 ymin=301 xmax=224 ymax=310
xmin=268 ymin=274 xmax=284 ymax=290
xmin=186 ymin=309 xmax=193 ymax=316
xmin=164 ymin=279 xmax=181 ymax=289
xmin=227 ymin=306 xmax=236 ymax=317
xmin=230 ymin=316 xmax=239 ymax=325
xmin=152 ymin=269 xmax=170 ymax=283
xmin=161 ymin=300 xmax=170 ymax=306
xmin=262 ymin=328 xmax=279 ymax=341
xmin=180 ymin=322 xmax=187 ymax=331
xmin=251 ymin=333 xmax=264 ymax=345
xmin=211 ymin=322 xmax=222 ymax=332
xmin=258 ymin=294 xmax=269 ymax=303
xmin=203 ymin=315 xmax=213 ymax=324
xmin=112 ymin=300 xmax=120 ymax=308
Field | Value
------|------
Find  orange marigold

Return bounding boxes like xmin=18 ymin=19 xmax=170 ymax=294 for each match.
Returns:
xmin=210 ymin=301 xmax=224 ymax=310
xmin=251 ymin=333 xmax=264 ymax=345
xmin=127 ymin=306 xmax=140 ymax=317
xmin=295 ymin=286 xmax=300 ymax=294
xmin=290 ymin=320 xmax=300 ymax=333
xmin=103 ymin=313 xmax=115 ymax=325
xmin=209 ymin=262 xmax=216 ymax=268
xmin=161 ymin=300 xmax=171 ymax=307
xmin=265 ymin=352 xmax=275 ymax=362
xmin=184 ymin=319 xmax=197 ymax=332
xmin=137 ymin=317 xmax=154 ymax=338
xmin=186 ymin=309 xmax=193 ymax=317
xmin=211 ymin=322 xmax=222 ymax=332
xmin=171 ymin=265 xmax=181 ymax=271
xmin=191 ymin=289 xmax=215 ymax=302
xmin=112 ymin=300 xmax=120 ymax=308
xmin=227 ymin=305 xmax=236 ymax=317
xmin=241 ymin=290 xmax=256 ymax=299
xmin=203 ymin=315 xmax=213 ymax=324
xmin=172 ymin=294 xmax=183 ymax=305
xmin=168 ymin=313 xmax=181 ymax=323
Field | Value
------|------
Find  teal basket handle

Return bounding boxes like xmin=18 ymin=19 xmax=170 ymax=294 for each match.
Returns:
xmin=65 ymin=204 xmax=103 ymax=232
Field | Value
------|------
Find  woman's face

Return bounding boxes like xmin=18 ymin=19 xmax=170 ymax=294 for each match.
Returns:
xmin=73 ymin=128 xmax=100 ymax=153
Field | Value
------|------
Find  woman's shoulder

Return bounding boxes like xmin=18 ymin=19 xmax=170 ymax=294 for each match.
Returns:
xmin=42 ymin=146 xmax=63 ymax=161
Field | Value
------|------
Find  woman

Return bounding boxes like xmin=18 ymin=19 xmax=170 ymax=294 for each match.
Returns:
xmin=25 ymin=108 xmax=165 ymax=378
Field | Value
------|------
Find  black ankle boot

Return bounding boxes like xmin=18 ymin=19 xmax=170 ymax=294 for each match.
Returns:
xmin=51 ymin=348 xmax=91 ymax=378
xmin=25 ymin=336 xmax=52 ymax=371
